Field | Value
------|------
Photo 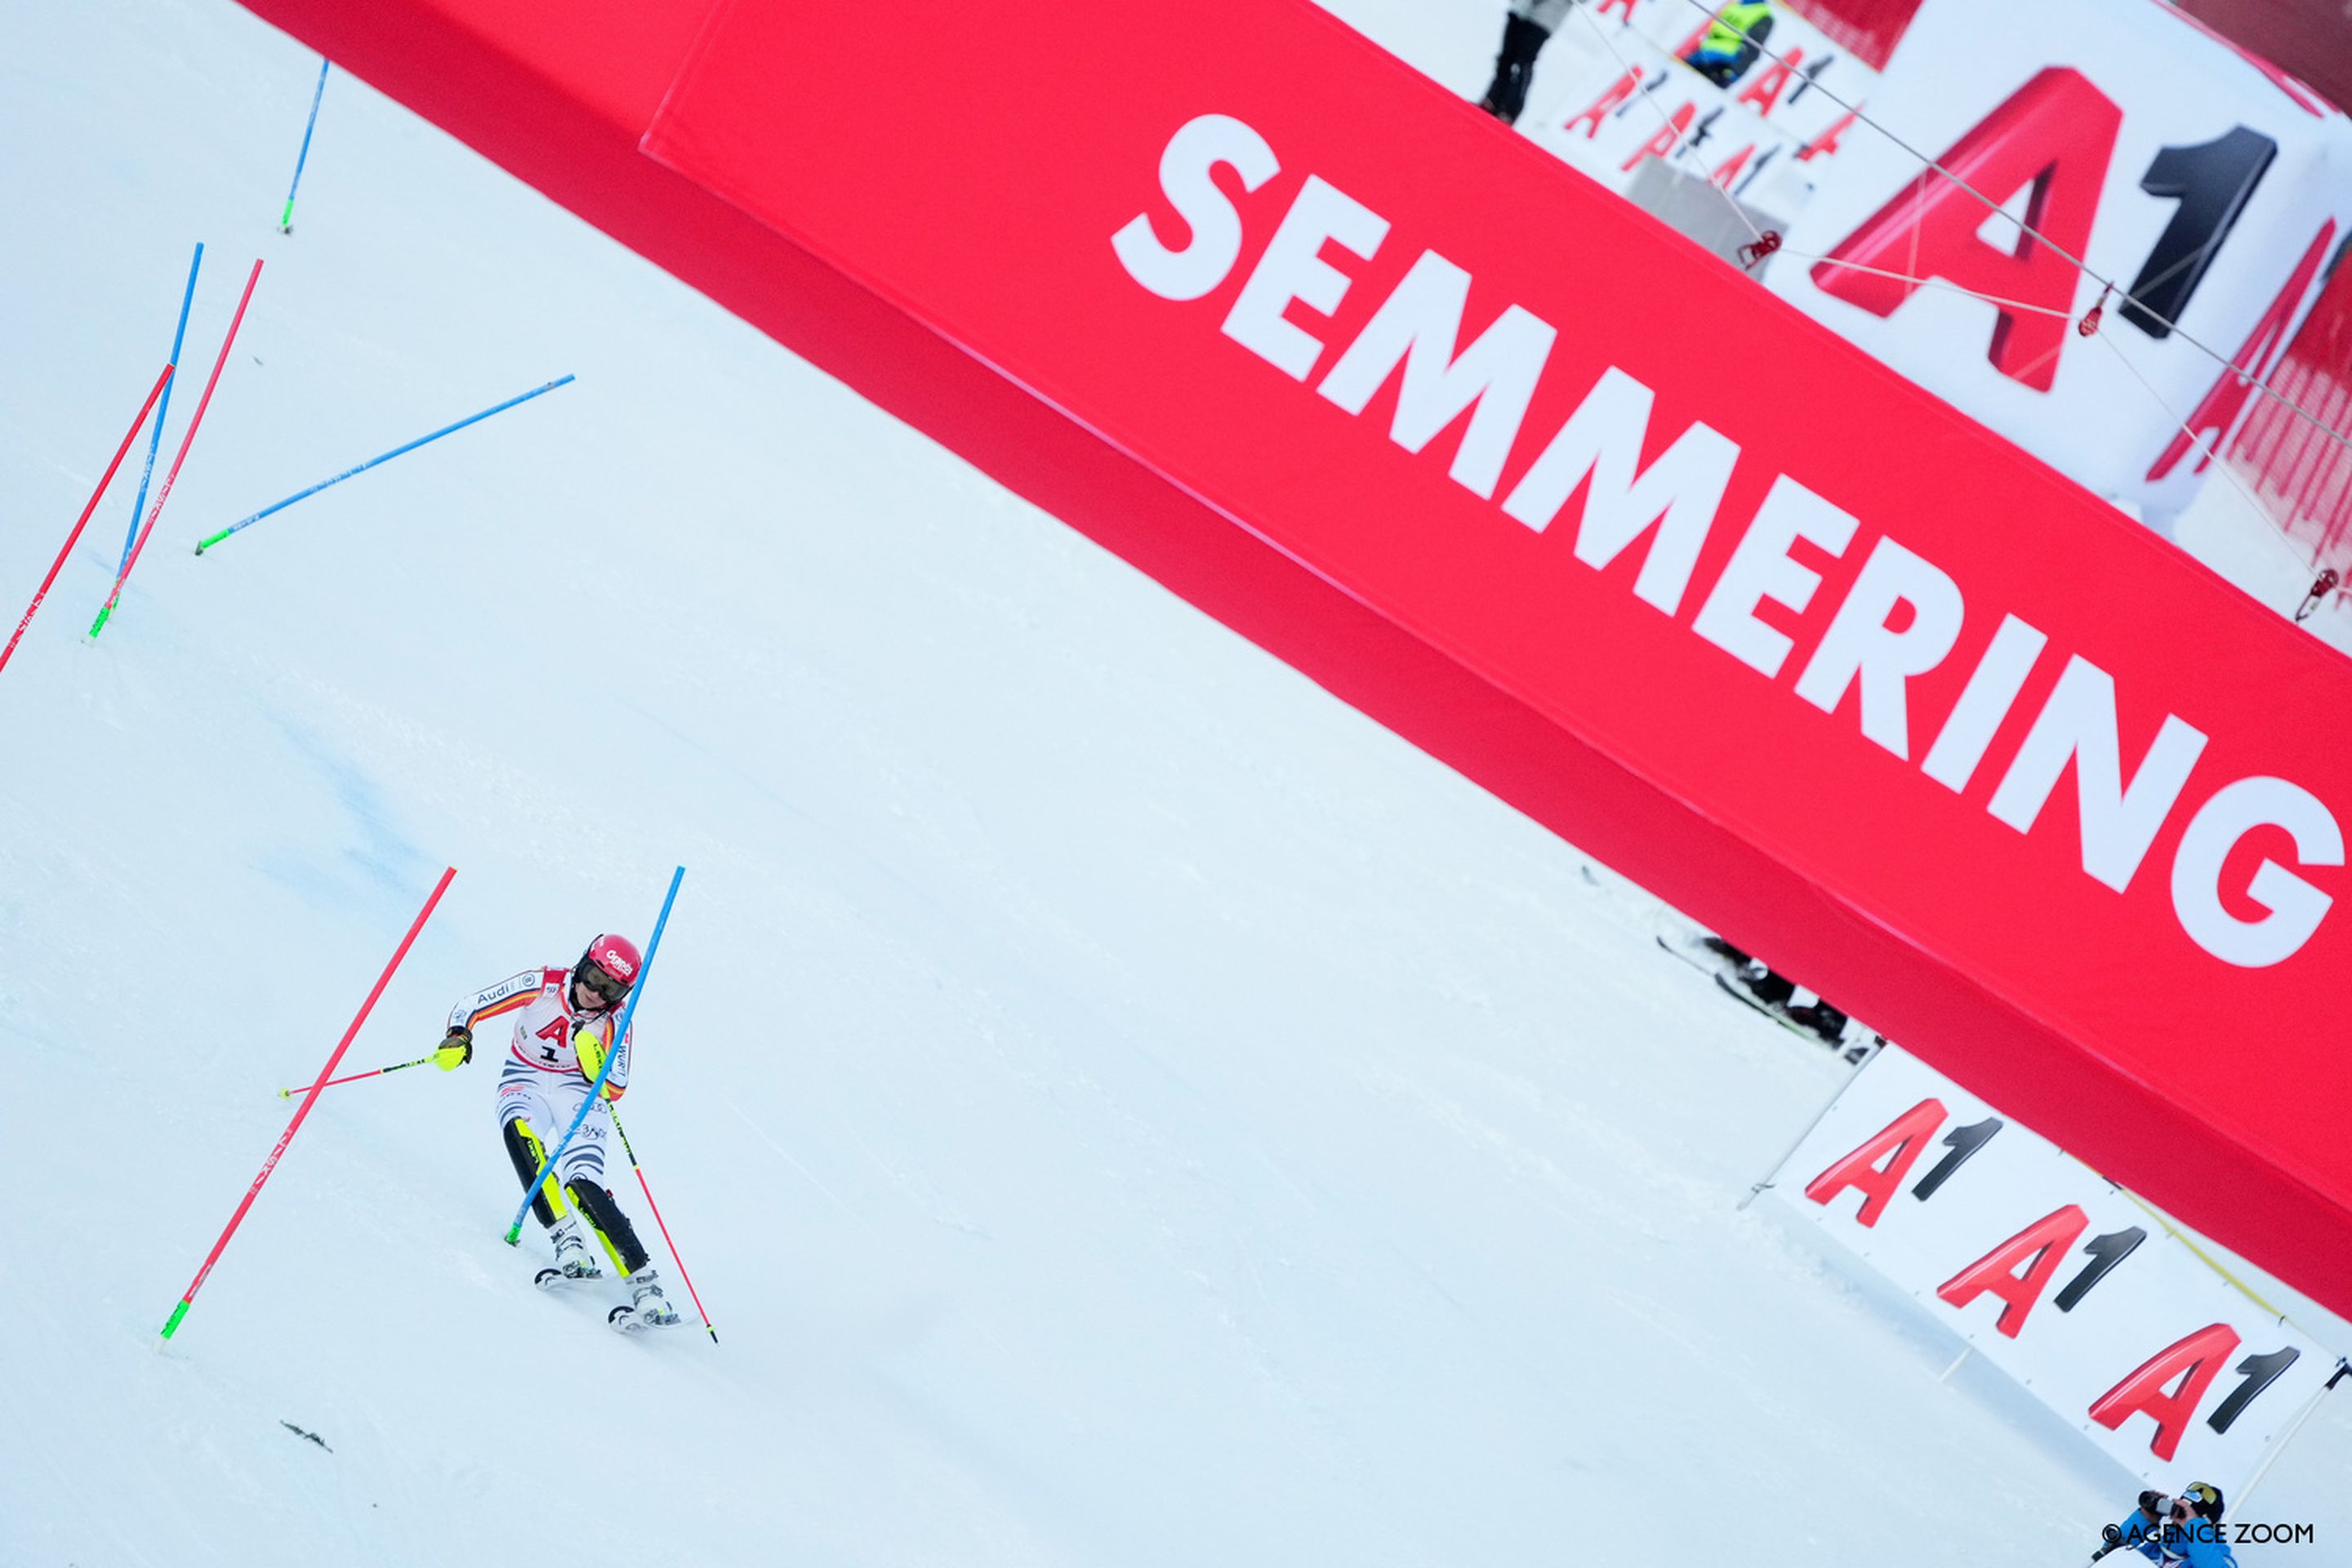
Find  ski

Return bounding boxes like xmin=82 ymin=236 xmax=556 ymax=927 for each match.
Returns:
xmin=1712 ymin=971 xmax=1843 ymax=1045
xmin=1714 ymin=969 xmax=1804 ymax=1027
xmin=608 ymin=1302 xmax=684 ymax=1334
xmin=1712 ymin=973 xmax=1882 ymax=1064
xmin=534 ymin=1263 xmax=604 ymax=1290
xmin=1655 ymin=931 xmax=1738 ymax=978
xmin=535 ymin=1259 xmax=679 ymax=1334
xmin=537 ymin=1254 xmax=682 ymax=1334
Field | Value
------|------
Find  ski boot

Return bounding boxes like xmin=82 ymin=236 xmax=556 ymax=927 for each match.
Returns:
xmin=533 ymin=1216 xmax=604 ymax=1290
xmin=610 ymin=1267 xmax=683 ymax=1332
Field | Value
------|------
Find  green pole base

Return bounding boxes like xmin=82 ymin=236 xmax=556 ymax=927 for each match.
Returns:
xmin=194 ymin=528 xmax=229 ymax=555
xmin=502 ymin=1225 xmax=522 ymax=1247
xmin=160 ymin=1298 xmax=192 ymax=1340
xmin=88 ymin=604 xmax=114 ymax=639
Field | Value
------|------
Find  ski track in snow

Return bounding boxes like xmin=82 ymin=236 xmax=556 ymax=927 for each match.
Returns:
xmin=2 ymin=2 xmax=2347 ymax=1564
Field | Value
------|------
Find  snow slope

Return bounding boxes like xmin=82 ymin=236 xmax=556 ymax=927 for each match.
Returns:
xmin=1 ymin=2 xmax=2344 ymax=1564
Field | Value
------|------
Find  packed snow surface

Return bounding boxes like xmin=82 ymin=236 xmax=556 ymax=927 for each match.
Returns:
xmin=2 ymin=2 xmax=2345 ymax=1563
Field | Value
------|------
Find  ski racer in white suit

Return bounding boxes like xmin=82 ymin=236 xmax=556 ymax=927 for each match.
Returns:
xmin=437 ymin=933 xmax=680 ymax=1327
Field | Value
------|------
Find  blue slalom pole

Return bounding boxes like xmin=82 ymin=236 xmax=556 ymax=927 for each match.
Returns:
xmin=279 ymin=59 xmax=330 ymax=233
xmin=505 ymin=866 xmax=686 ymax=1245
xmin=121 ymin=243 xmax=203 ymax=575
xmin=194 ymin=375 xmax=575 ymax=554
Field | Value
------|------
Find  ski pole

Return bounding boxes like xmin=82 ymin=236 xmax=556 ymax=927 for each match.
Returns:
xmin=194 ymin=375 xmax=576 ymax=554
xmin=163 ymin=866 xmax=457 ymax=1341
xmin=121 ymin=243 xmax=204 ymax=575
xmin=1 ymin=363 xmax=174 ymax=680
xmin=94 ymin=257 xmax=263 ymax=639
xmin=276 ymin=1051 xmax=439 ymax=1098
xmin=608 ymin=1106 xmax=718 ymax=1343
xmin=505 ymin=866 xmax=684 ymax=1245
xmin=279 ymin=59 xmax=329 ymax=233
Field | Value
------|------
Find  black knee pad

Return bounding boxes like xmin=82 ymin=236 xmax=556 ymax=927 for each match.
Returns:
xmin=565 ymin=1178 xmax=650 ymax=1275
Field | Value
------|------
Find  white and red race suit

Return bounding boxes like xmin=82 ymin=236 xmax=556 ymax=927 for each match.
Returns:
xmin=449 ymin=968 xmax=634 ymax=1188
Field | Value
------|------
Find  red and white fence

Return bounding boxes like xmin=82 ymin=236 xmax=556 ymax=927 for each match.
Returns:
xmin=2230 ymin=262 xmax=2352 ymax=581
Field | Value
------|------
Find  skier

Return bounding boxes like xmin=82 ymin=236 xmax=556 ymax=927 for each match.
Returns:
xmin=1479 ymin=0 xmax=1579 ymax=126
xmin=435 ymin=933 xmax=682 ymax=1330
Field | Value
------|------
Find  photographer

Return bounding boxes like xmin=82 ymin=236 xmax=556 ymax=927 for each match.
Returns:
xmin=2167 ymin=1484 xmax=2235 ymax=1566
xmin=2092 ymin=1484 xmax=2233 ymax=1566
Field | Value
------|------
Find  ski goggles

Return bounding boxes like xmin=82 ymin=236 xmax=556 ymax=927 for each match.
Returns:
xmin=576 ymin=959 xmax=630 ymax=1007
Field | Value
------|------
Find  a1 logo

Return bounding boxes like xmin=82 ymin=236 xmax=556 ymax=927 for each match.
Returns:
xmin=1811 ymin=68 xmax=2290 ymax=396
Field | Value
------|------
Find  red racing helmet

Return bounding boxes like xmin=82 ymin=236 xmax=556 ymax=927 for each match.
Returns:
xmin=574 ymin=933 xmax=644 ymax=1007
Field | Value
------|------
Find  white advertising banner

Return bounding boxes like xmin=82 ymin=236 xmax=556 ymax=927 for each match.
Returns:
xmin=1521 ymin=0 xmax=1879 ymax=228
xmin=1764 ymin=0 xmax=2352 ymax=527
xmin=1765 ymin=1045 xmax=2341 ymax=1494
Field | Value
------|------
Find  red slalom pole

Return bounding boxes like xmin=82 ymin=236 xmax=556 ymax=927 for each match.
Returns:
xmin=608 ymin=1108 xmax=719 ymax=1344
xmin=161 ymin=866 xmax=456 ymax=1341
xmin=0 ymin=363 xmax=175 ymax=679
xmin=94 ymin=257 xmax=264 ymax=639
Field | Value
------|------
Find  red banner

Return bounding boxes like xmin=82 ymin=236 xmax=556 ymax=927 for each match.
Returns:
xmin=236 ymin=0 xmax=2352 ymax=1317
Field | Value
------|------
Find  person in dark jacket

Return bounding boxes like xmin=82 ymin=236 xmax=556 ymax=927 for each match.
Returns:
xmin=1479 ymin=0 xmax=1577 ymax=124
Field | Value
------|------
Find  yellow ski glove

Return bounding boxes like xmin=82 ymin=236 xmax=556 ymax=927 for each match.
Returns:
xmin=434 ymin=1027 xmax=473 ymax=1071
